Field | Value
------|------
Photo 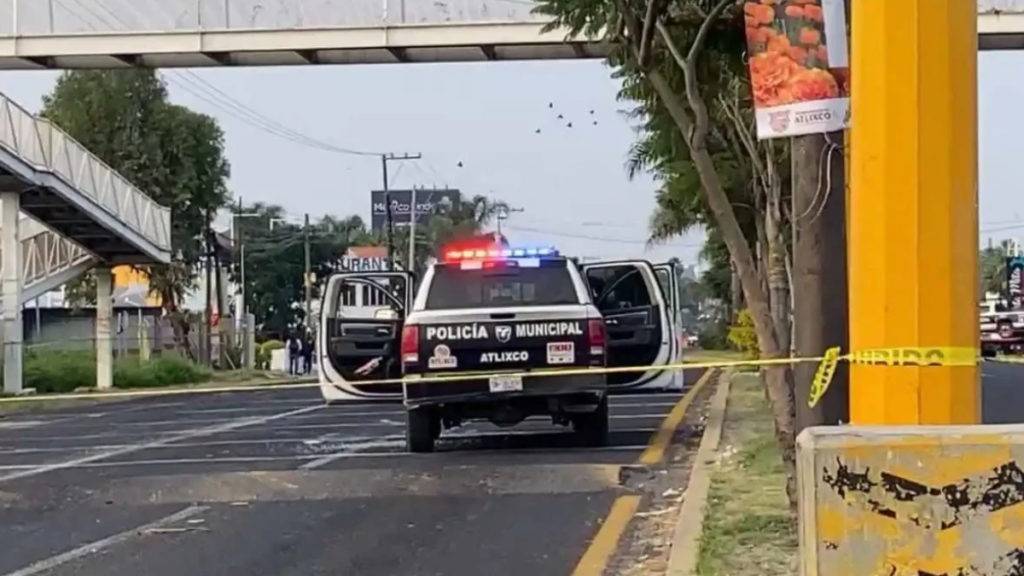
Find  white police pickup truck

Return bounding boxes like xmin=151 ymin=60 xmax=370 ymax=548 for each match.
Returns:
xmin=318 ymin=245 xmax=684 ymax=452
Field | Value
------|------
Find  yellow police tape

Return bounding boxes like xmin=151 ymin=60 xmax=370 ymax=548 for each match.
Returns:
xmin=0 ymin=347 xmax=980 ymax=406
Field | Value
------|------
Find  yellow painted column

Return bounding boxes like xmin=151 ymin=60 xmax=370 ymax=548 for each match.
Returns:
xmin=849 ymin=0 xmax=980 ymax=424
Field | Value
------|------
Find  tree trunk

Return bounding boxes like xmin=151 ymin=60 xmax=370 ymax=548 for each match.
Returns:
xmin=730 ymin=264 xmax=743 ymax=320
xmin=792 ymin=133 xmax=849 ymax=429
xmin=765 ymin=180 xmax=791 ymax=355
xmin=647 ymin=69 xmax=798 ymax=504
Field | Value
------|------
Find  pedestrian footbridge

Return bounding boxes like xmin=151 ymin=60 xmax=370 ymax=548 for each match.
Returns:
xmin=0 ymin=0 xmax=1015 ymax=69
xmin=0 ymin=0 xmax=605 ymax=68
xmin=11 ymin=216 xmax=94 ymax=302
xmin=0 ymin=91 xmax=171 ymax=394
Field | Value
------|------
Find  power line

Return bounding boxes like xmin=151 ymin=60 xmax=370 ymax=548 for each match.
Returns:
xmin=504 ymin=224 xmax=702 ymax=248
xmin=981 ymin=223 xmax=1024 ymax=235
xmin=171 ymin=71 xmax=380 ymax=157
xmin=58 ymin=0 xmax=381 ymax=158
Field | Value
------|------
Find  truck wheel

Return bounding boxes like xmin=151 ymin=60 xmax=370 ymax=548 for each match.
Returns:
xmin=573 ymin=396 xmax=609 ymax=447
xmin=407 ymin=408 xmax=435 ymax=453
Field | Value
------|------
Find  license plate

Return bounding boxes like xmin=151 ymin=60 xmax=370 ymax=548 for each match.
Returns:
xmin=489 ymin=375 xmax=523 ymax=393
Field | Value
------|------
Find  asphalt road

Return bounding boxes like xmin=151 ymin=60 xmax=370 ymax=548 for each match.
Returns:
xmin=983 ymin=360 xmax=1024 ymax=424
xmin=0 ymin=371 xmax=704 ymax=576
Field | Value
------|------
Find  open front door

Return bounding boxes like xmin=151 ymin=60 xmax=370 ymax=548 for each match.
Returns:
xmin=654 ymin=262 xmax=684 ymax=387
xmin=319 ymin=271 xmax=413 ymax=400
xmin=582 ymin=261 xmax=675 ymax=390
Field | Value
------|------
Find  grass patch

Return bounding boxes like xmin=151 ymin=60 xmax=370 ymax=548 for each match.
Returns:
xmin=696 ymin=373 xmax=797 ymax=576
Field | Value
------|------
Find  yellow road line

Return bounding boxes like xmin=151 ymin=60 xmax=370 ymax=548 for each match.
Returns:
xmin=570 ymin=494 xmax=641 ymax=576
xmin=570 ymin=367 xmax=718 ymax=576
xmin=638 ymin=368 xmax=717 ymax=466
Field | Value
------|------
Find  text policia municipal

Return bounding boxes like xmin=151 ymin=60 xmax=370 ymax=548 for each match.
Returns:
xmin=425 ymin=322 xmax=584 ymax=341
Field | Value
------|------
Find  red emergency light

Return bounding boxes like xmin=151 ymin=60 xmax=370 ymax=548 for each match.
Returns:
xmin=442 ymin=245 xmax=559 ymax=262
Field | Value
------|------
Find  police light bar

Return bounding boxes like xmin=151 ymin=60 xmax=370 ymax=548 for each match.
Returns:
xmin=443 ymin=246 xmax=559 ymax=262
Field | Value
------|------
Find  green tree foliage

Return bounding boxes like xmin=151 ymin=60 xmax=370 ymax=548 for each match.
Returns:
xmin=42 ymin=70 xmax=230 ymax=311
xmin=233 ymin=203 xmax=373 ymax=336
xmin=537 ymin=0 xmax=801 ymax=504
xmin=980 ymin=241 xmax=1012 ymax=297
xmin=728 ymin=309 xmax=760 ymax=357
xmin=392 ymin=194 xmax=507 ymax=275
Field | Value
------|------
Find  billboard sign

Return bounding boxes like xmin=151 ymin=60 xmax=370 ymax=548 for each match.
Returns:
xmin=371 ymin=189 xmax=461 ymax=233
xmin=744 ymin=0 xmax=850 ymax=139
xmin=1008 ymin=257 xmax=1024 ymax=309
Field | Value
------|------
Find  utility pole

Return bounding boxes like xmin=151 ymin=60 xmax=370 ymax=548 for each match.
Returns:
xmin=408 ymin=186 xmax=418 ymax=273
xmin=381 ymin=152 xmax=422 ymax=269
xmin=849 ymin=0 xmax=978 ymax=424
xmin=304 ymin=213 xmax=312 ymax=328
xmin=792 ymin=133 xmax=848 ymax=430
xmin=203 ymin=209 xmax=213 ymax=367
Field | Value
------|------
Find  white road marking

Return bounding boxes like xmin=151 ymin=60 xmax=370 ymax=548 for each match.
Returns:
xmin=1 ymin=505 xmax=208 ymax=576
xmin=175 ymin=407 xmax=288 ymax=415
xmin=0 ymin=405 xmax=323 ymax=483
xmin=0 ymin=436 xmax=404 ymax=455
xmin=287 ymin=409 xmax=404 ymax=420
xmin=0 ymin=421 xmax=48 ymax=430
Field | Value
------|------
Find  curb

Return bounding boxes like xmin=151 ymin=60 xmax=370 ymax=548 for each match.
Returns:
xmin=666 ymin=369 xmax=732 ymax=576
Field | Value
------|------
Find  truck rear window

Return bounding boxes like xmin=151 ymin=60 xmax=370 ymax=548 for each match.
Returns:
xmin=425 ymin=263 xmax=580 ymax=309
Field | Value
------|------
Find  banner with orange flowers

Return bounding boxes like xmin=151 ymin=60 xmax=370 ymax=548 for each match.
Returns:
xmin=744 ymin=0 xmax=849 ymax=139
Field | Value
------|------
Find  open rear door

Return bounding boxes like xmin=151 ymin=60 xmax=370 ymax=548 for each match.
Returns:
xmin=582 ymin=260 xmax=675 ymax=390
xmin=319 ymin=271 xmax=413 ymax=400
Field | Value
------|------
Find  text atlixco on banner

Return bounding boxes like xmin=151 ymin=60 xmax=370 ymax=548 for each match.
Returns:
xmin=744 ymin=0 xmax=850 ymax=139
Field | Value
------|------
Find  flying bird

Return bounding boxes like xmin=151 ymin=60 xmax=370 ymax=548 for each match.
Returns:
xmin=567 ymin=122 xmax=573 ymax=128
xmin=548 ymin=102 xmax=554 ymax=108
xmin=535 ymin=129 xmax=542 ymax=134
xmin=457 ymin=161 xmax=464 ymax=168
xmin=557 ymin=114 xmax=564 ymax=120
xmin=589 ymin=110 xmax=595 ymax=115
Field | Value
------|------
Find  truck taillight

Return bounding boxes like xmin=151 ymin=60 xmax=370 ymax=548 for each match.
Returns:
xmin=588 ymin=319 xmax=606 ymax=356
xmin=401 ymin=325 xmax=419 ymax=365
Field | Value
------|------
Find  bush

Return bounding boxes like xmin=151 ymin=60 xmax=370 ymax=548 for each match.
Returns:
xmin=24 ymin=350 xmax=96 ymax=394
xmin=727 ymin=309 xmax=760 ymax=358
xmin=698 ymin=321 xmax=729 ymax=350
xmin=256 ymin=339 xmax=284 ymax=370
xmin=7 ymin=350 xmax=211 ymax=393
xmin=114 ymin=356 xmax=211 ymax=389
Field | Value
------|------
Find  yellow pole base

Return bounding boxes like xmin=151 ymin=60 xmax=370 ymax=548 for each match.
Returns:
xmin=849 ymin=0 xmax=980 ymax=424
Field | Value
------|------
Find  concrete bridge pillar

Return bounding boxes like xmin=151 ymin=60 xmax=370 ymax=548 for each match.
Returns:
xmin=2 ymin=191 xmax=22 ymax=395
xmin=95 ymin=265 xmax=112 ymax=390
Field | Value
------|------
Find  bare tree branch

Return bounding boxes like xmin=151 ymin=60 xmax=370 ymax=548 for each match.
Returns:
xmin=687 ymin=0 xmax=733 ymax=64
xmin=664 ymin=0 xmax=734 ymax=151
xmin=617 ymin=0 xmax=646 ymax=64
xmin=638 ymin=0 xmax=665 ymax=66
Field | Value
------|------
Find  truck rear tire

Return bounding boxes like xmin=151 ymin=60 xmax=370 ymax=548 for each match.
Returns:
xmin=407 ymin=408 xmax=436 ymax=453
xmin=573 ymin=396 xmax=609 ymax=447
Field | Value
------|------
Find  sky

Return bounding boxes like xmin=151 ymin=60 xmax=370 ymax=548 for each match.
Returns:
xmin=0 ymin=60 xmax=705 ymax=266
xmin=0 ymin=51 xmax=1019 ymax=269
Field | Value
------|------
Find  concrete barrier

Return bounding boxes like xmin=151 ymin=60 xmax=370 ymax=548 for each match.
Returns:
xmin=797 ymin=426 xmax=1024 ymax=575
